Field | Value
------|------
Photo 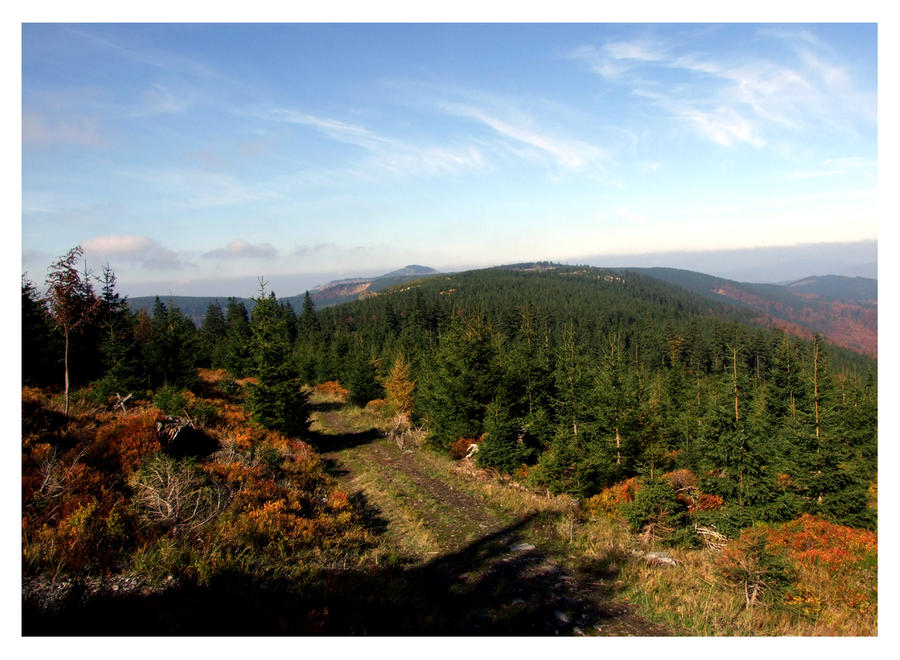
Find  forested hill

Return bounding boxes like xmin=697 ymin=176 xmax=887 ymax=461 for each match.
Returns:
xmin=292 ymin=262 xmax=875 ymax=531
xmin=628 ymin=268 xmax=877 ymax=355
xmin=310 ymin=263 xmax=873 ymax=374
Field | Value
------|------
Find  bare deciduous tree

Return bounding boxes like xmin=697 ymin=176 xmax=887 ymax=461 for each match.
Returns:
xmin=45 ymin=246 xmax=100 ymax=415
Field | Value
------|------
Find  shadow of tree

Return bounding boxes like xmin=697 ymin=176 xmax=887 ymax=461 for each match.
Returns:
xmin=308 ymin=400 xmax=346 ymax=413
xmin=306 ymin=427 xmax=381 ymax=455
xmin=165 ymin=427 xmax=220 ymax=460
xmin=23 ymin=512 xmax=663 ymax=636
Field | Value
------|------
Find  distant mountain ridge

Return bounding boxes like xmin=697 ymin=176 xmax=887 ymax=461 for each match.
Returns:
xmin=126 ymin=263 xmax=876 ymax=355
xmin=309 ymin=265 xmax=440 ymax=307
xmin=127 ymin=265 xmax=442 ymax=323
xmin=628 ymin=268 xmax=877 ymax=355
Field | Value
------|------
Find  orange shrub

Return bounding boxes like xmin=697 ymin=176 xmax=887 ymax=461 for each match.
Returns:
xmin=661 ymin=468 xmax=698 ymax=491
xmin=313 ymin=381 xmax=349 ymax=400
xmin=328 ymin=489 xmax=350 ymax=511
xmin=449 ymin=437 xmax=479 ymax=460
xmin=585 ymin=477 xmax=639 ymax=516
xmin=765 ymin=514 xmax=877 ymax=568
xmin=89 ymin=408 xmax=161 ymax=473
xmin=689 ymin=493 xmax=724 ymax=512
xmin=197 ymin=368 xmax=230 ymax=383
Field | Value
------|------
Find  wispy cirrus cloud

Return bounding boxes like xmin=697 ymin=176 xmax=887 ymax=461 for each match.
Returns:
xmin=203 ymin=239 xmax=277 ymax=260
xmin=382 ymin=78 xmax=612 ymax=177
xmin=251 ymin=106 xmax=490 ymax=180
xmin=567 ymin=40 xmax=668 ymax=80
xmin=255 ymin=107 xmax=391 ymax=151
xmin=784 ymin=156 xmax=876 ymax=181
xmin=437 ymin=101 xmax=607 ymax=172
xmin=82 ymin=235 xmax=193 ymax=270
xmin=570 ymin=27 xmax=874 ymax=150
xmin=124 ymin=168 xmax=279 ymax=209
xmin=133 ymin=84 xmax=190 ymax=116
xmin=69 ymin=27 xmax=225 ymax=82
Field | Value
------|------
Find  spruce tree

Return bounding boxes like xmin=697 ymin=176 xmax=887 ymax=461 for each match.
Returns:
xmin=594 ymin=332 xmax=643 ymax=472
xmin=477 ymin=399 xmax=533 ymax=474
xmin=346 ymin=342 xmax=383 ymax=406
xmin=200 ymin=301 xmax=228 ymax=368
xmin=299 ymin=291 xmax=320 ymax=334
xmin=224 ymin=297 xmax=252 ymax=377
xmin=794 ymin=336 xmax=873 ymax=527
xmin=93 ymin=264 xmax=142 ymax=398
xmin=418 ymin=315 xmax=499 ymax=449
xmin=21 ymin=276 xmax=61 ymax=386
xmin=143 ymin=298 xmax=199 ymax=389
xmin=246 ymin=284 xmax=309 ymax=436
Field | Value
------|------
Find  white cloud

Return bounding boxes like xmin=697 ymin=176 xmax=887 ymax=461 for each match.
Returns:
xmin=203 ymin=239 xmax=277 ymax=259
xmin=604 ymin=40 xmax=667 ymax=63
xmin=567 ymin=41 xmax=667 ymax=80
xmin=22 ymin=113 xmax=104 ymax=147
xmin=82 ymin=235 xmax=193 ymax=270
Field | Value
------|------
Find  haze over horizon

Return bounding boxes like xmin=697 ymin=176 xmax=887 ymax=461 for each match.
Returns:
xmin=22 ymin=23 xmax=877 ymax=298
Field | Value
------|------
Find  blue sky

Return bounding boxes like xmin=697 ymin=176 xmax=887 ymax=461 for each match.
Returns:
xmin=21 ymin=22 xmax=878 ymax=296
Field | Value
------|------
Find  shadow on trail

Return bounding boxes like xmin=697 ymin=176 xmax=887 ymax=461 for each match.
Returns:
xmin=306 ymin=427 xmax=381 ymax=454
xmin=23 ymin=513 xmax=661 ymax=636
xmin=308 ymin=400 xmax=346 ymax=413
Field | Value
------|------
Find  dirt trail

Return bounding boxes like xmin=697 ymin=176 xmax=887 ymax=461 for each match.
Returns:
xmin=312 ymin=408 xmax=672 ymax=636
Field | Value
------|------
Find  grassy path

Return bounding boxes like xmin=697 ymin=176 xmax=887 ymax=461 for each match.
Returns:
xmin=309 ymin=402 xmax=672 ymax=636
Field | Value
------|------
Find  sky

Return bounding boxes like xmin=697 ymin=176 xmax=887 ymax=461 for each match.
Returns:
xmin=21 ymin=21 xmax=879 ymax=297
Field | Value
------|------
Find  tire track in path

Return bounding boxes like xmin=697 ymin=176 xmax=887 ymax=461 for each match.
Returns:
xmin=313 ymin=408 xmax=672 ymax=636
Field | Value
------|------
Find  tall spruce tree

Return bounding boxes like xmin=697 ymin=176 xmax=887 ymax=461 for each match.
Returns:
xmin=93 ymin=264 xmax=142 ymax=398
xmin=224 ymin=297 xmax=252 ymax=378
xmin=246 ymin=284 xmax=309 ymax=436
xmin=143 ymin=298 xmax=199 ymax=388
xmin=418 ymin=315 xmax=499 ymax=449
xmin=200 ymin=301 xmax=228 ymax=368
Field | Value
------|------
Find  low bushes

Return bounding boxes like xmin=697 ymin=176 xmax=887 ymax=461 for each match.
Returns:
xmin=22 ymin=379 xmax=374 ymax=585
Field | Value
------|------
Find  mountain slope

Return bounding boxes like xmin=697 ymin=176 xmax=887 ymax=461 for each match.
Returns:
xmin=628 ymin=268 xmax=876 ymax=355
xmin=308 ymin=265 xmax=441 ymax=306
xmin=784 ymin=275 xmax=877 ymax=302
xmin=127 ymin=265 xmax=443 ymax=322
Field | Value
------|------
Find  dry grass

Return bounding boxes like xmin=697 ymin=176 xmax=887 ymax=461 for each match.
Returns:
xmin=605 ymin=527 xmax=877 ymax=636
xmin=336 ymin=448 xmax=442 ymax=561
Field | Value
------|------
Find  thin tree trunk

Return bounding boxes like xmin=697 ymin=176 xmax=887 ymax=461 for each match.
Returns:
xmin=615 ymin=424 xmax=621 ymax=465
xmin=732 ymin=347 xmax=740 ymax=425
xmin=63 ymin=331 xmax=70 ymax=416
xmin=814 ymin=341 xmax=820 ymax=442
xmin=813 ymin=339 xmax=823 ymax=504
